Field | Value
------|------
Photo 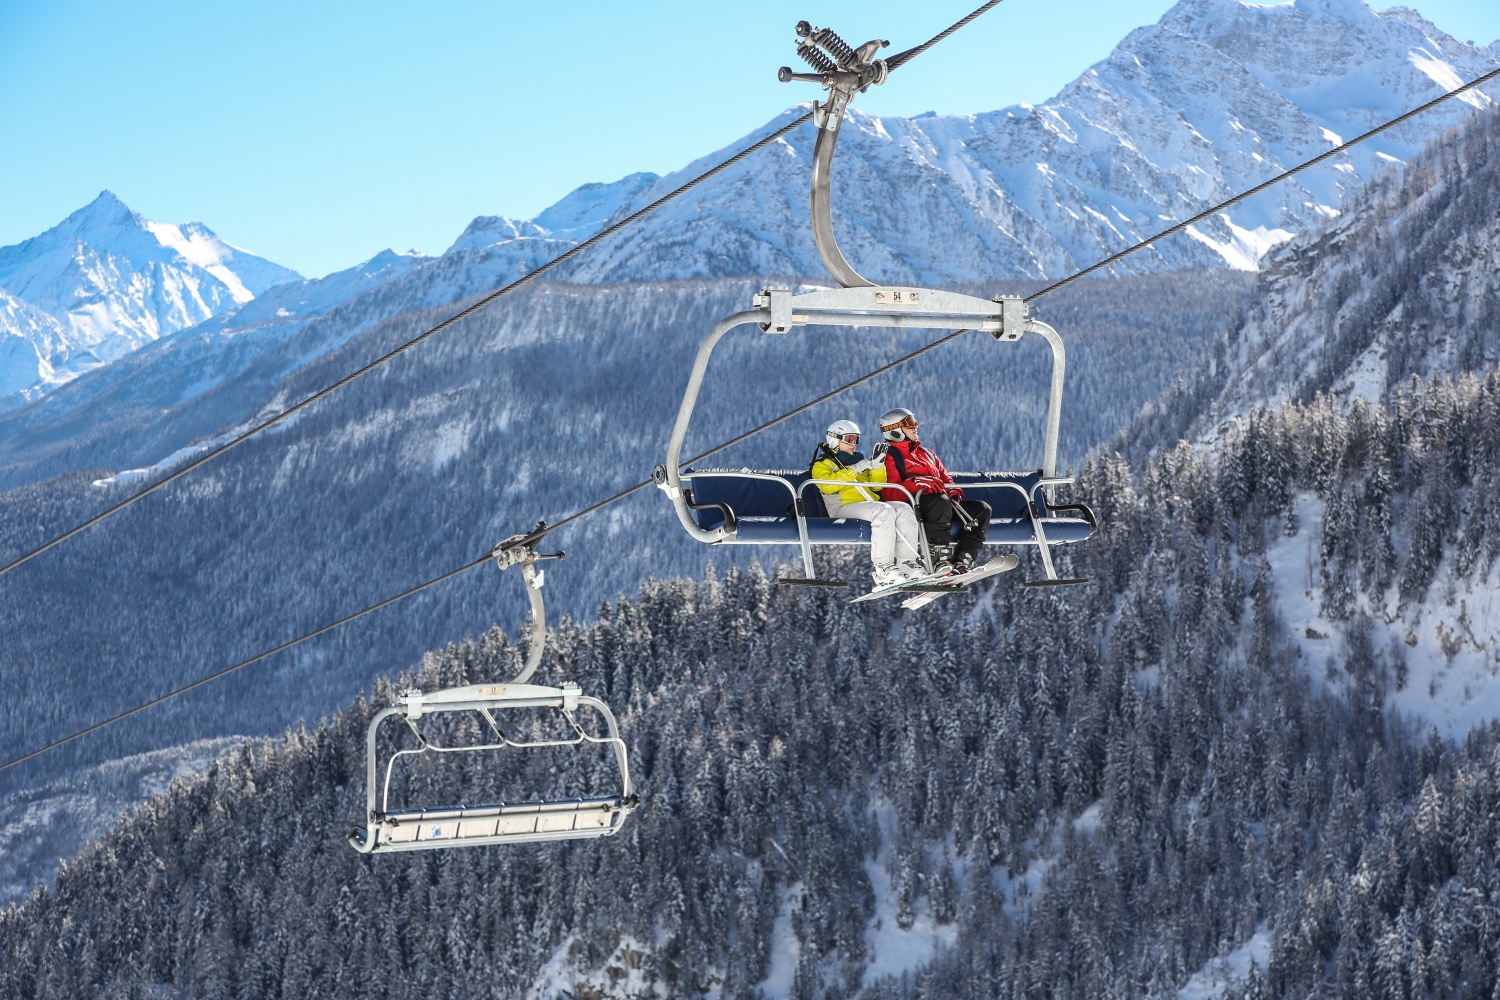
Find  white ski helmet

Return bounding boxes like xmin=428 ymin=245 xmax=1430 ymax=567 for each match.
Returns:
xmin=879 ymin=407 xmax=918 ymax=441
xmin=824 ymin=418 xmax=861 ymax=450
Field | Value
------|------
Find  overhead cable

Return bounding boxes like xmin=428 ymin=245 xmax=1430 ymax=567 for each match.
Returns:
xmin=0 ymin=553 xmax=493 ymax=773
xmin=0 ymin=324 xmax=969 ymax=775
xmin=0 ymin=0 xmax=1018 ymax=583
xmin=885 ymin=0 xmax=1006 ymax=71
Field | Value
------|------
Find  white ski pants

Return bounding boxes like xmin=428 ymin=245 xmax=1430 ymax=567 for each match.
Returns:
xmin=839 ymin=500 xmax=921 ymax=569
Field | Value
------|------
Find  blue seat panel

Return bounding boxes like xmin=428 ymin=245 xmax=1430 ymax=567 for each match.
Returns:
xmin=682 ymin=468 xmax=1095 ymax=546
xmin=726 ymin=515 xmax=1092 ymax=545
xmin=985 ymin=517 xmax=1095 ymax=545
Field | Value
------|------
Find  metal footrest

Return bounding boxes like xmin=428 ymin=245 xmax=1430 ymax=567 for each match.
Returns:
xmin=352 ymin=795 xmax=635 ymax=852
xmin=776 ymin=577 xmax=848 ymax=588
xmin=1021 ymin=578 xmax=1088 ymax=588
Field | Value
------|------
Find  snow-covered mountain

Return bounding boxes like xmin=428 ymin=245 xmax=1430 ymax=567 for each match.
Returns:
xmin=8 ymin=11 xmax=1500 ymax=982
xmin=0 ymin=174 xmax=669 ymax=485
xmin=461 ymin=0 xmax=1498 ymax=286
xmin=445 ymin=171 xmax=660 ymax=254
xmin=1113 ymin=100 xmax=1500 ymax=459
xmin=1219 ymin=103 xmax=1500 ymax=417
xmin=0 ymin=245 xmax=448 ymax=487
xmin=0 ymin=191 xmax=301 ymax=400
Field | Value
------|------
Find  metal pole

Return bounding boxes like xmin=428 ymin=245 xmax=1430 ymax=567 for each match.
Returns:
xmin=810 ymin=91 xmax=875 ymax=289
xmin=1027 ymin=319 xmax=1066 ymax=482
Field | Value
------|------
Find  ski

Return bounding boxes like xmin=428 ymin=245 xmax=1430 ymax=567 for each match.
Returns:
xmin=848 ymin=568 xmax=956 ymax=603
xmin=898 ymin=553 xmax=1021 ymax=611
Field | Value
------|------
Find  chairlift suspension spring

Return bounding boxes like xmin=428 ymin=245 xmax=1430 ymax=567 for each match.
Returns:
xmin=796 ymin=39 xmax=838 ymax=75
xmin=815 ymin=28 xmax=859 ymax=69
xmin=795 ymin=20 xmax=861 ymax=70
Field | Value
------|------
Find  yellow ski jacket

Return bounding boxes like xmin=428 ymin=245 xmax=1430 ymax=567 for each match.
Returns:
xmin=810 ymin=450 xmax=887 ymax=511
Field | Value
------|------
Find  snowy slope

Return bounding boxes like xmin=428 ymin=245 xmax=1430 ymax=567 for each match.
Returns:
xmin=0 ymin=0 xmax=1494 ymax=904
xmin=1103 ymin=106 xmax=1500 ymax=739
xmin=0 ymin=292 xmax=63 ymax=396
xmin=0 ymin=191 xmax=301 ymax=399
xmin=1193 ymin=102 xmax=1500 ymax=438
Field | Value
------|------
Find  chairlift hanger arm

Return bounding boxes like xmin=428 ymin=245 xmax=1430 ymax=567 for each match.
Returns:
xmin=778 ymin=21 xmax=891 ymax=288
xmin=489 ymin=522 xmax=564 ymax=685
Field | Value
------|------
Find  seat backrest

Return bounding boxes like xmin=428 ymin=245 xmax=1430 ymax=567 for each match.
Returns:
xmin=793 ymin=471 xmax=831 ymax=518
xmin=684 ymin=469 xmax=1047 ymax=527
xmin=684 ymin=471 xmax=805 ymax=528
xmin=949 ymin=471 xmax=1043 ymax=519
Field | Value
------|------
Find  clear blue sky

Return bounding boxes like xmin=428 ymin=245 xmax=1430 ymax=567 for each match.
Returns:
xmin=2 ymin=0 xmax=1496 ymax=278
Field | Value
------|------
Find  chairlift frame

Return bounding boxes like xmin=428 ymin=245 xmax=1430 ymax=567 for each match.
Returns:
xmin=349 ymin=529 xmax=638 ymax=854
xmin=654 ymin=21 xmax=1096 ymax=589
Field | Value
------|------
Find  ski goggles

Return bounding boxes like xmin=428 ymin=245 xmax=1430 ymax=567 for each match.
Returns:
xmin=839 ymin=433 xmax=860 ymax=443
xmin=882 ymin=415 xmax=918 ymax=431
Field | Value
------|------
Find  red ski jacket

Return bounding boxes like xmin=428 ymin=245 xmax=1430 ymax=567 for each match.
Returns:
xmin=882 ymin=440 xmax=963 ymax=503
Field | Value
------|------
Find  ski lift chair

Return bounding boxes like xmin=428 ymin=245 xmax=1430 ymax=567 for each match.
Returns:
xmin=348 ymin=530 xmax=638 ymax=854
xmin=654 ymin=22 xmax=1096 ymax=589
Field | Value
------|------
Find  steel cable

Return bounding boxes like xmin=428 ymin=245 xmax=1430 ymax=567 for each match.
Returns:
xmin=0 ymin=553 xmax=492 ymax=773
xmin=886 ymin=0 xmax=1007 ymax=71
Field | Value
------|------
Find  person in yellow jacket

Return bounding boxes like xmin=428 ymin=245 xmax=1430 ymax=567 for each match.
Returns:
xmin=810 ymin=419 xmax=924 ymax=587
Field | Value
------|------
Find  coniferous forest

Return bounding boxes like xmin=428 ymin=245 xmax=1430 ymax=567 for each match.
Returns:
xmin=7 ymin=367 xmax=1500 ymax=997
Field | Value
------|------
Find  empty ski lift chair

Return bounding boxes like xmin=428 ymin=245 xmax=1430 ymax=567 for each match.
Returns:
xmin=654 ymin=22 xmax=1097 ymax=589
xmin=349 ymin=531 xmax=638 ymax=854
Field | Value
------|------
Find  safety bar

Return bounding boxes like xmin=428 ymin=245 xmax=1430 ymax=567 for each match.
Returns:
xmin=799 ymin=477 xmax=920 ymax=573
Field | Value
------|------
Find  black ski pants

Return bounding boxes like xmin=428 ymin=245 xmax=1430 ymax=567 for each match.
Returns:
xmin=915 ymin=494 xmax=990 ymax=564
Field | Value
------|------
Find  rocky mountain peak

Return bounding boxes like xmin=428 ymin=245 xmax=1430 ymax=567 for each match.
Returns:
xmin=0 ymin=193 xmax=299 ymax=400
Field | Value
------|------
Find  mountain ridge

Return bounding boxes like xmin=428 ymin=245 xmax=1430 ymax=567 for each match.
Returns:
xmin=482 ymin=0 xmax=1498 ymax=286
xmin=0 ymin=191 xmax=301 ymax=399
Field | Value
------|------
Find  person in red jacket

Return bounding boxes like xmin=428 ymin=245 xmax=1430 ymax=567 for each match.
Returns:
xmin=878 ymin=407 xmax=990 ymax=575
